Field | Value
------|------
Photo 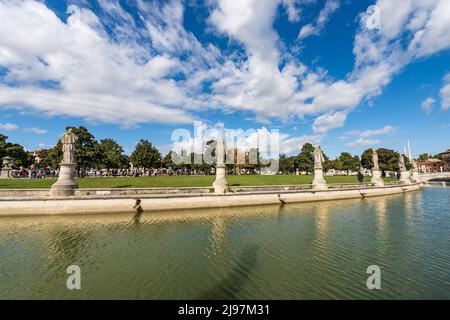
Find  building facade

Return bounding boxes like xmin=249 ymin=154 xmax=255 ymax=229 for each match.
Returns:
xmin=416 ymin=158 xmax=443 ymax=173
xmin=441 ymin=149 xmax=450 ymax=172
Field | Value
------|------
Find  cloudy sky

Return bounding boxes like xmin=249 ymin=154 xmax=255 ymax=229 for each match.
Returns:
xmin=0 ymin=0 xmax=449 ymax=158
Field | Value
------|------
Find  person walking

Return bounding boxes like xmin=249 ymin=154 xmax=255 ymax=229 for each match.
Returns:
xmin=357 ymin=170 xmax=364 ymax=184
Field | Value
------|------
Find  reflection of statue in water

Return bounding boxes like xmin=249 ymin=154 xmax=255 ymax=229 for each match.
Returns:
xmin=61 ymin=128 xmax=78 ymax=164
xmin=313 ymin=145 xmax=325 ymax=169
xmin=372 ymin=150 xmax=380 ymax=170
xmin=398 ymin=155 xmax=406 ymax=171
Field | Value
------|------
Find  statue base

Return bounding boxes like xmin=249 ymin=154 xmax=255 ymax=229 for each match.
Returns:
xmin=411 ymin=170 xmax=421 ymax=183
xmin=312 ymin=167 xmax=328 ymax=190
xmin=213 ymin=164 xmax=229 ymax=194
xmin=0 ymin=168 xmax=12 ymax=179
xmin=50 ymin=163 xmax=78 ymax=196
xmin=399 ymin=170 xmax=411 ymax=184
xmin=371 ymin=170 xmax=384 ymax=187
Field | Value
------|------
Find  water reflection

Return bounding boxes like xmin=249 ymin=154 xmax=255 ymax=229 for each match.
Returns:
xmin=0 ymin=188 xmax=449 ymax=299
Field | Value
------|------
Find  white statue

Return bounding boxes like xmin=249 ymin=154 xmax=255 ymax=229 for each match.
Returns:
xmin=372 ymin=150 xmax=380 ymax=171
xmin=313 ymin=145 xmax=325 ymax=169
xmin=61 ymin=128 xmax=78 ymax=164
xmin=398 ymin=155 xmax=406 ymax=171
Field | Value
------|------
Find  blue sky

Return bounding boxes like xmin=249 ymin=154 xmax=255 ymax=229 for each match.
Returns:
xmin=0 ymin=0 xmax=449 ymax=159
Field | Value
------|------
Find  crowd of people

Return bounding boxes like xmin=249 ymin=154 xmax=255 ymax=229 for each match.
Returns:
xmin=16 ymin=168 xmax=58 ymax=179
xmin=13 ymin=167 xmax=217 ymax=178
xmin=83 ymin=167 xmax=215 ymax=177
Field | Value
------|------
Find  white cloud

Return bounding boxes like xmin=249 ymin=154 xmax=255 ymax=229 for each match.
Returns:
xmin=421 ymin=97 xmax=435 ymax=114
xmin=345 ymin=138 xmax=380 ymax=148
xmin=298 ymin=0 xmax=340 ymax=39
xmin=0 ymin=122 xmax=18 ymax=131
xmin=312 ymin=111 xmax=347 ymax=133
xmin=440 ymin=73 xmax=450 ymax=110
xmin=0 ymin=0 xmax=449 ymax=133
xmin=359 ymin=125 xmax=395 ymax=138
xmin=24 ymin=127 xmax=47 ymax=134
xmin=342 ymin=124 xmax=395 ymax=148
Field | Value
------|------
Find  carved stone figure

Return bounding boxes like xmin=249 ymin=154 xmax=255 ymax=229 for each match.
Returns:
xmin=372 ymin=150 xmax=380 ymax=171
xmin=50 ymin=129 xmax=78 ymax=196
xmin=398 ymin=155 xmax=406 ymax=171
xmin=313 ymin=145 xmax=325 ymax=169
xmin=61 ymin=128 xmax=78 ymax=164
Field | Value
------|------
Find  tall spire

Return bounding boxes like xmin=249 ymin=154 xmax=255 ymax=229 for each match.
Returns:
xmin=407 ymin=140 xmax=412 ymax=161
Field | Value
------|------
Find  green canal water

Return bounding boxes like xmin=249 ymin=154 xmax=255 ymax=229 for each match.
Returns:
xmin=0 ymin=186 xmax=449 ymax=299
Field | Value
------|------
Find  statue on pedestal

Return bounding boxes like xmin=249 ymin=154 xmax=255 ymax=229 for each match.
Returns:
xmin=1 ymin=156 xmax=14 ymax=179
xmin=370 ymin=150 xmax=384 ymax=187
xmin=398 ymin=155 xmax=411 ymax=184
xmin=213 ymin=140 xmax=229 ymax=194
xmin=312 ymin=145 xmax=328 ymax=190
xmin=50 ymin=128 xmax=79 ymax=196
xmin=398 ymin=155 xmax=407 ymax=171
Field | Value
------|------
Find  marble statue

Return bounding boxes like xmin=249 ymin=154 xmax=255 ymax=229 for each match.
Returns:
xmin=372 ymin=150 xmax=379 ymax=170
xmin=213 ymin=139 xmax=229 ymax=193
xmin=50 ymin=128 xmax=78 ymax=196
xmin=398 ymin=155 xmax=406 ymax=171
xmin=313 ymin=145 xmax=325 ymax=169
xmin=312 ymin=145 xmax=328 ymax=190
xmin=61 ymin=128 xmax=78 ymax=164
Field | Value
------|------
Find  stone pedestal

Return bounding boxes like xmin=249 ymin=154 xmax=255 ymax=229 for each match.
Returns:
xmin=312 ymin=167 xmax=328 ymax=190
xmin=410 ymin=170 xmax=421 ymax=183
xmin=0 ymin=167 xmax=12 ymax=179
xmin=371 ymin=170 xmax=384 ymax=187
xmin=50 ymin=163 xmax=78 ymax=196
xmin=0 ymin=156 xmax=14 ymax=179
xmin=213 ymin=163 xmax=229 ymax=194
xmin=399 ymin=170 xmax=411 ymax=184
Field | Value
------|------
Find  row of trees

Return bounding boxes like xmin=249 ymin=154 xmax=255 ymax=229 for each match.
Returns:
xmin=278 ymin=143 xmax=412 ymax=174
xmin=37 ymin=126 xmax=162 ymax=175
xmin=2 ymin=126 xmax=413 ymax=175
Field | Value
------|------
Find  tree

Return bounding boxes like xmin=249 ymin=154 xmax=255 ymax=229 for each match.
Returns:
xmin=0 ymin=134 xmax=33 ymax=167
xmin=67 ymin=126 xmax=100 ymax=175
xmin=279 ymin=154 xmax=296 ymax=174
xmin=131 ymin=139 xmax=161 ymax=168
xmin=338 ymin=152 xmax=360 ymax=175
xmin=361 ymin=149 xmax=374 ymax=169
xmin=37 ymin=147 xmax=61 ymax=169
xmin=418 ymin=153 xmax=430 ymax=161
xmin=296 ymin=143 xmax=315 ymax=173
xmin=97 ymin=139 xmax=126 ymax=169
xmin=362 ymin=148 xmax=400 ymax=171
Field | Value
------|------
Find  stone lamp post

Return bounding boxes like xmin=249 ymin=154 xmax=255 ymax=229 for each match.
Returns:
xmin=370 ymin=150 xmax=384 ymax=187
xmin=213 ymin=140 xmax=229 ymax=194
xmin=312 ymin=145 xmax=328 ymax=190
xmin=50 ymin=129 xmax=78 ymax=196
xmin=0 ymin=156 xmax=14 ymax=179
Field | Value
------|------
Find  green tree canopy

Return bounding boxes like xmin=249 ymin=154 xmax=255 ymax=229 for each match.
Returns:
xmin=361 ymin=148 xmax=403 ymax=171
xmin=296 ymin=143 xmax=315 ymax=173
xmin=97 ymin=139 xmax=126 ymax=169
xmin=0 ymin=134 xmax=33 ymax=167
xmin=337 ymin=152 xmax=360 ymax=174
xmin=131 ymin=139 xmax=161 ymax=168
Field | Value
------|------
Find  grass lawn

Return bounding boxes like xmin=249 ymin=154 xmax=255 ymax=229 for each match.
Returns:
xmin=0 ymin=175 xmax=397 ymax=189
